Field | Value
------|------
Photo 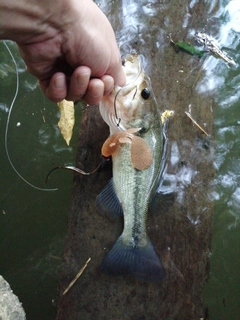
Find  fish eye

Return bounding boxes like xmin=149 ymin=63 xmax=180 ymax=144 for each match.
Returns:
xmin=141 ymin=88 xmax=150 ymax=100
xmin=139 ymin=127 xmax=147 ymax=134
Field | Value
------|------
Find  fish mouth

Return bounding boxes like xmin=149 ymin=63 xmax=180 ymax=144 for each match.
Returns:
xmin=113 ymin=71 xmax=144 ymax=130
xmin=123 ymin=54 xmax=143 ymax=80
xmin=113 ymin=83 xmax=138 ymax=128
xmin=114 ymin=85 xmax=152 ymax=132
xmin=106 ymin=54 xmax=153 ymax=132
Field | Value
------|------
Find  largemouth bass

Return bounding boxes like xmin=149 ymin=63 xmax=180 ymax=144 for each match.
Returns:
xmin=97 ymin=54 xmax=166 ymax=282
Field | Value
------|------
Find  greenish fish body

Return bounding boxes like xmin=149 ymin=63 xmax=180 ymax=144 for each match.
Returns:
xmin=98 ymin=54 xmax=166 ymax=282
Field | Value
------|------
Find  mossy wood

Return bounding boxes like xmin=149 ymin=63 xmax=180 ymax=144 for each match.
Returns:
xmin=56 ymin=1 xmax=216 ymax=319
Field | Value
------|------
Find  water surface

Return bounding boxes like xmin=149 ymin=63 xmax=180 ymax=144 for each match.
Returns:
xmin=0 ymin=0 xmax=240 ymax=319
xmin=0 ymin=41 xmax=81 ymax=319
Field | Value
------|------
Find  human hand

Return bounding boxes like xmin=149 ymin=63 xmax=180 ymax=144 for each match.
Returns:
xmin=15 ymin=0 xmax=126 ymax=104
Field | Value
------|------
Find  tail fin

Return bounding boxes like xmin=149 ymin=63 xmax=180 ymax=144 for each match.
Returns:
xmin=100 ymin=236 xmax=166 ymax=282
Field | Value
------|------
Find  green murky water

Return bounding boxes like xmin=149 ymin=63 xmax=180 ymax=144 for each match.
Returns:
xmin=201 ymin=1 xmax=240 ymax=317
xmin=0 ymin=0 xmax=240 ymax=319
xmin=0 ymin=41 xmax=82 ymax=319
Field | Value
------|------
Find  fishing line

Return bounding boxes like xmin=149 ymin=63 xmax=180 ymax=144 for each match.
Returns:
xmin=132 ymin=87 xmax=137 ymax=100
xmin=3 ymin=40 xmax=57 ymax=191
xmin=45 ymin=161 xmax=103 ymax=185
xmin=113 ymin=87 xmax=122 ymax=126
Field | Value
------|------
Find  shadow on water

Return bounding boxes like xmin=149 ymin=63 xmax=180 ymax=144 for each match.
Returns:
xmin=0 ymin=0 xmax=240 ymax=319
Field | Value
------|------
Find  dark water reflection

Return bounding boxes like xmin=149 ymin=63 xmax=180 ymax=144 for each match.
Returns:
xmin=200 ymin=2 xmax=240 ymax=318
xmin=101 ymin=0 xmax=240 ymax=318
xmin=0 ymin=42 xmax=82 ymax=319
xmin=0 ymin=0 xmax=240 ymax=319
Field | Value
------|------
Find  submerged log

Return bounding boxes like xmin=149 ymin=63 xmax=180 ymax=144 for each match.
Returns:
xmin=56 ymin=1 xmax=217 ymax=319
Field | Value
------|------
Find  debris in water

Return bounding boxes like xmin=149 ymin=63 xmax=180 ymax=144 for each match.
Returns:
xmin=185 ymin=111 xmax=209 ymax=136
xmin=161 ymin=110 xmax=174 ymax=125
xmin=195 ymin=32 xmax=236 ymax=65
xmin=169 ymin=33 xmax=206 ymax=58
xmin=62 ymin=258 xmax=91 ymax=295
xmin=169 ymin=32 xmax=236 ymax=65
xmin=49 ymin=255 xmax=61 ymax=260
xmin=40 ymin=109 xmax=46 ymax=123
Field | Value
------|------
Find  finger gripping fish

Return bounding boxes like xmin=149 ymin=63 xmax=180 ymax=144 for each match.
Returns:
xmin=97 ymin=54 xmax=166 ymax=282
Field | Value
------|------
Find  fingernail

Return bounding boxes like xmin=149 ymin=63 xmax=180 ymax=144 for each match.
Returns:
xmin=77 ymin=72 xmax=90 ymax=86
xmin=92 ymin=83 xmax=104 ymax=98
xmin=55 ymin=75 xmax=65 ymax=89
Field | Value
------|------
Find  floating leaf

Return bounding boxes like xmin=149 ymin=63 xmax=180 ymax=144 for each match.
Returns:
xmin=175 ymin=40 xmax=207 ymax=57
xmin=57 ymin=100 xmax=75 ymax=146
xmin=169 ymin=34 xmax=206 ymax=58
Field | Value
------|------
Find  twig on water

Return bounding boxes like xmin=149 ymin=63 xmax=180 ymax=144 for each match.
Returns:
xmin=62 ymin=257 xmax=91 ymax=295
xmin=185 ymin=111 xmax=209 ymax=136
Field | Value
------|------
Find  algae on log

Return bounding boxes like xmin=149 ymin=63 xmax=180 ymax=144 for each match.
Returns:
xmin=56 ymin=0 xmax=216 ymax=319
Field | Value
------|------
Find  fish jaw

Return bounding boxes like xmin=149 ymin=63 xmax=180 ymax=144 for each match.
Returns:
xmin=99 ymin=55 xmax=159 ymax=134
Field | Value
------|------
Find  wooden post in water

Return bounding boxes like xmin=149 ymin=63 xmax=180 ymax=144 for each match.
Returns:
xmin=56 ymin=1 xmax=216 ymax=319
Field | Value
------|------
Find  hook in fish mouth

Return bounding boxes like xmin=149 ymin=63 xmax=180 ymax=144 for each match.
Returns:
xmin=113 ymin=54 xmax=143 ymax=128
xmin=113 ymin=87 xmax=122 ymax=126
xmin=113 ymin=83 xmax=138 ymax=127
